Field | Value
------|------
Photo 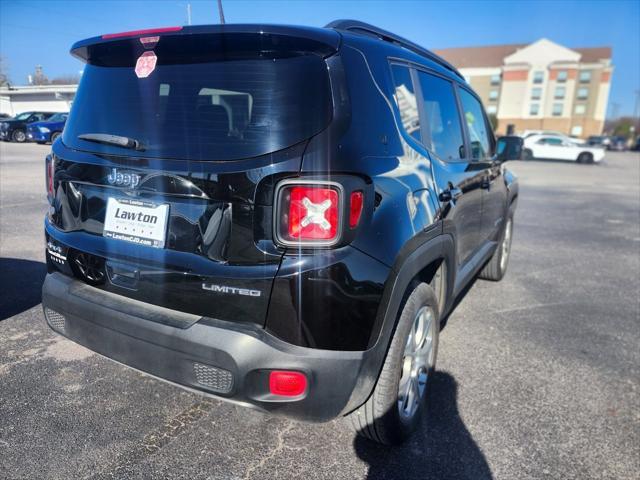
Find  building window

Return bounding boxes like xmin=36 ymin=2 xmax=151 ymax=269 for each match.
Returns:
xmin=571 ymin=125 xmax=583 ymax=136
xmin=574 ymin=104 xmax=586 ymax=115
xmin=557 ymin=70 xmax=568 ymax=83
xmin=552 ymin=103 xmax=563 ymax=116
xmin=579 ymin=71 xmax=591 ymax=83
xmin=577 ymin=87 xmax=589 ymax=100
xmin=531 ymin=87 xmax=542 ymax=100
xmin=554 ymin=86 xmax=566 ymax=99
xmin=487 ymin=105 xmax=497 ymax=114
xmin=490 ymin=74 xmax=501 ymax=85
xmin=530 ymin=104 xmax=540 ymax=116
xmin=533 ymin=71 xmax=544 ymax=84
xmin=489 ymin=90 xmax=499 ymax=101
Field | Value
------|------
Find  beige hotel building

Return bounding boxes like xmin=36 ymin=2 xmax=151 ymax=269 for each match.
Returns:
xmin=434 ymin=39 xmax=613 ymax=138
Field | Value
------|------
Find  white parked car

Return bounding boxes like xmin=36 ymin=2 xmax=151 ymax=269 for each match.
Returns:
xmin=521 ymin=130 xmax=582 ymax=145
xmin=523 ymin=134 xmax=605 ymax=163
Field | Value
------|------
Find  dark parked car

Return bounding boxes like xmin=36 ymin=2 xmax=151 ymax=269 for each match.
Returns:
xmin=0 ymin=111 xmax=56 ymax=142
xmin=27 ymin=112 xmax=69 ymax=144
xmin=632 ymin=136 xmax=640 ymax=152
xmin=586 ymin=135 xmax=609 ymax=147
xmin=607 ymin=136 xmax=627 ymax=151
xmin=42 ymin=21 xmax=521 ymax=445
xmin=0 ymin=113 xmax=12 ymax=120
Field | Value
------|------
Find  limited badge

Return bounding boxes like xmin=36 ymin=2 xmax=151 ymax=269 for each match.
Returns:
xmin=135 ymin=51 xmax=157 ymax=78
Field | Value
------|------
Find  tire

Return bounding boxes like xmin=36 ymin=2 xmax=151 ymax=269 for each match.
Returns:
xmin=345 ymin=282 xmax=440 ymax=445
xmin=479 ymin=210 xmax=514 ymax=281
xmin=12 ymin=129 xmax=26 ymax=143
xmin=523 ymin=148 xmax=534 ymax=160
xmin=577 ymin=152 xmax=593 ymax=164
xmin=51 ymin=132 xmax=61 ymax=144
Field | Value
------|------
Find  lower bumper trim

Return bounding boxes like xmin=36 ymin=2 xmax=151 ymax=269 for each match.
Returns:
xmin=42 ymin=272 xmax=369 ymax=421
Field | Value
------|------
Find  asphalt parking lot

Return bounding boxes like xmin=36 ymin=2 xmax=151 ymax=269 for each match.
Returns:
xmin=0 ymin=141 xmax=638 ymax=480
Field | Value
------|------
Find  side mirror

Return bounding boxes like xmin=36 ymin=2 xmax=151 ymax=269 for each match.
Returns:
xmin=496 ymin=136 xmax=523 ymax=162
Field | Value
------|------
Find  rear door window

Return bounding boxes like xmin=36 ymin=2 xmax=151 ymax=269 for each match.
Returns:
xmin=458 ymin=89 xmax=492 ymax=160
xmin=415 ymin=70 xmax=465 ymax=162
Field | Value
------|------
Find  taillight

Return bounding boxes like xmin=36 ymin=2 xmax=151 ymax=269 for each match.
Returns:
xmin=275 ymin=181 xmax=343 ymax=246
xmin=349 ymin=191 xmax=364 ymax=228
xmin=269 ymin=371 xmax=307 ymax=397
xmin=46 ymin=155 xmax=54 ymax=202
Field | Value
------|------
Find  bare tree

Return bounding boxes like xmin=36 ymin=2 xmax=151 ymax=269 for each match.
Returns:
xmin=32 ymin=65 xmax=50 ymax=85
xmin=0 ymin=56 xmax=10 ymax=86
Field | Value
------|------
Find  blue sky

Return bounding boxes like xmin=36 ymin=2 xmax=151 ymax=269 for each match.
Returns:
xmin=1 ymin=0 xmax=638 ymax=117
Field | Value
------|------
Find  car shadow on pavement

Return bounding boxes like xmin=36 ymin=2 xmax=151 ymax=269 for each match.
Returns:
xmin=0 ymin=257 xmax=46 ymax=321
xmin=354 ymin=371 xmax=492 ymax=480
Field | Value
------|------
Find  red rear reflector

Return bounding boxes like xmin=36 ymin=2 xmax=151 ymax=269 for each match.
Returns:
xmin=46 ymin=156 xmax=54 ymax=199
xmin=288 ymin=186 xmax=339 ymax=241
xmin=102 ymin=26 xmax=183 ymax=40
xmin=269 ymin=371 xmax=307 ymax=397
xmin=349 ymin=191 xmax=364 ymax=228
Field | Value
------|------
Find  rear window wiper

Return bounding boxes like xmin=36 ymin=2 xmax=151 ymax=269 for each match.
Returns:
xmin=77 ymin=133 xmax=145 ymax=151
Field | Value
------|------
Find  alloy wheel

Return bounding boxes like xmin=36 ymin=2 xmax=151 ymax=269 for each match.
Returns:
xmin=398 ymin=306 xmax=436 ymax=419
xmin=500 ymin=218 xmax=513 ymax=271
xmin=13 ymin=130 xmax=26 ymax=142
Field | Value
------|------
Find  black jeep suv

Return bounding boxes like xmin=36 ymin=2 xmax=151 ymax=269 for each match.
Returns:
xmin=42 ymin=21 xmax=521 ymax=445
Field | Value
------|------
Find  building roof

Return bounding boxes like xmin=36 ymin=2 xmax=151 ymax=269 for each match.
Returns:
xmin=0 ymin=84 xmax=78 ymax=95
xmin=575 ymin=47 xmax=612 ymax=63
xmin=433 ymin=43 xmax=611 ymax=68
xmin=433 ymin=44 xmax=525 ymax=68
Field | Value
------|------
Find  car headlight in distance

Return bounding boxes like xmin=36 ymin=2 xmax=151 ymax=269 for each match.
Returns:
xmin=38 ymin=126 xmax=51 ymax=133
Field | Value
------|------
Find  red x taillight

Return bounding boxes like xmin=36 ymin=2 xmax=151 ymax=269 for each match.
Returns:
xmin=274 ymin=180 xmax=365 ymax=247
xmin=288 ymin=186 xmax=339 ymax=240
xmin=275 ymin=182 xmax=342 ymax=246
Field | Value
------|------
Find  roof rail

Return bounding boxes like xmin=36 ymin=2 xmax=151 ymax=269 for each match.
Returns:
xmin=325 ymin=19 xmax=464 ymax=80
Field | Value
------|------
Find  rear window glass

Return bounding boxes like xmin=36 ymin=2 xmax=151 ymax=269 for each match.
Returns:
xmin=63 ymin=54 xmax=332 ymax=161
xmin=390 ymin=64 xmax=421 ymax=143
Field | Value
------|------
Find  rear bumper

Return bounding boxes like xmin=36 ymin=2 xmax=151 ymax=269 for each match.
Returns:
xmin=42 ymin=272 xmax=370 ymax=421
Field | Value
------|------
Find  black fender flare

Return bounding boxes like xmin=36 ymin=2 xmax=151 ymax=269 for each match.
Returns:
xmin=342 ymin=230 xmax=456 ymax=414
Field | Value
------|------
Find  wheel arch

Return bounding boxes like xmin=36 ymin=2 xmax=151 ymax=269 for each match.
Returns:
xmin=342 ymin=232 xmax=455 ymax=414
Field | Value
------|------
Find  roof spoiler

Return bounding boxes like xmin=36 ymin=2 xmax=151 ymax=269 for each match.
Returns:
xmin=326 ymin=19 xmax=464 ymax=80
xmin=71 ymin=24 xmax=340 ymax=63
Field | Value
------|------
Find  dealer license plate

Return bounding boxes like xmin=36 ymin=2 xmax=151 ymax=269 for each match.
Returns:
xmin=103 ymin=198 xmax=169 ymax=248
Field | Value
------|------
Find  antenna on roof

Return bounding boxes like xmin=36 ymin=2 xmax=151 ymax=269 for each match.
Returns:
xmin=217 ymin=0 xmax=226 ymax=24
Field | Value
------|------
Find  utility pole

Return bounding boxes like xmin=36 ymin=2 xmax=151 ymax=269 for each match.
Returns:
xmin=611 ymin=102 xmax=620 ymax=120
xmin=217 ymin=0 xmax=226 ymax=24
xmin=187 ymin=3 xmax=192 ymax=26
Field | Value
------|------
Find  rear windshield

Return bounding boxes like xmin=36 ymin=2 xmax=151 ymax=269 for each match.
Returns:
xmin=64 ymin=53 xmax=332 ymax=161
